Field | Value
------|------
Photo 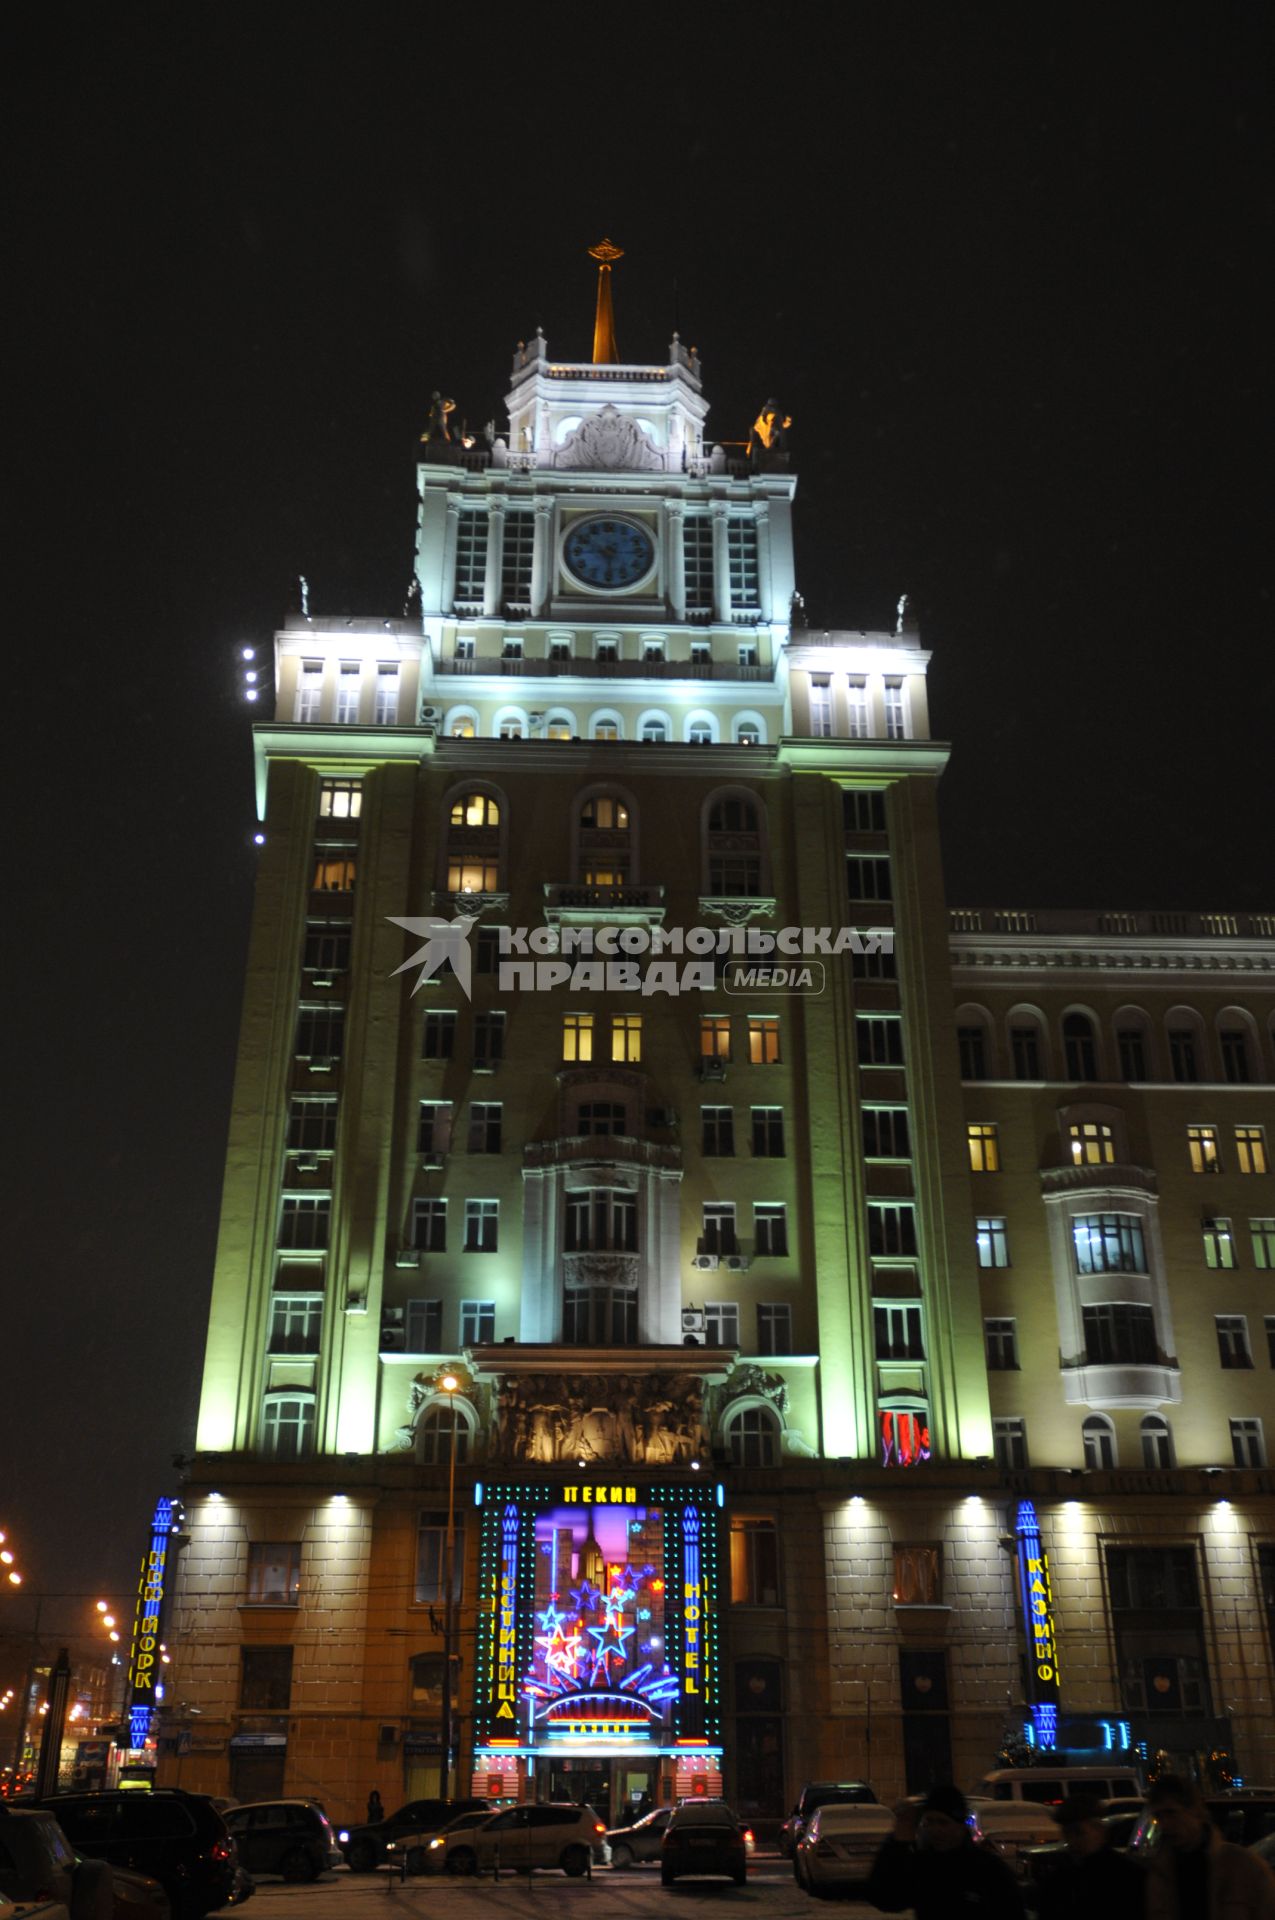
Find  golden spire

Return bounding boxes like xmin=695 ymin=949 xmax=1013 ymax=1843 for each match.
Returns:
xmin=588 ymin=238 xmax=623 ymax=364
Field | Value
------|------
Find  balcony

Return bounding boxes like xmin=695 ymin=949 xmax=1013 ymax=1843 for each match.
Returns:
xmin=1040 ymin=1163 xmax=1159 ymax=1198
xmin=524 ymin=1134 xmax=681 ymax=1173
xmin=1060 ymin=1359 xmax=1182 ymax=1410
xmin=544 ymin=882 xmax=666 ymax=928
xmin=951 ymin=906 xmax=1275 ymax=939
xmin=435 ymin=655 xmax=773 ymax=681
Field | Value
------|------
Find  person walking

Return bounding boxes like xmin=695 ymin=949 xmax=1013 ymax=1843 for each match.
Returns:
xmin=1142 ymin=1775 xmax=1275 ymax=1920
xmin=1035 ymin=1793 xmax=1146 ymax=1920
xmin=366 ymin=1788 xmax=384 ymax=1824
xmin=867 ymin=1783 xmax=1026 ymax=1919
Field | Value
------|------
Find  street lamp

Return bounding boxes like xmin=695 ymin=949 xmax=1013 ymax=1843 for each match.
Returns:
xmin=438 ymin=1371 xmax=461 ymax=1800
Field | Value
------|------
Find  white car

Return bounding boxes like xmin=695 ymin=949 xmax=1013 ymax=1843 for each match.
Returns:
xmin=383 ymin=1808 xmax=504 ymax=1875
xmin=438 ymin=1804 xmax=609 ymax=1877
xmin=793 ymin=1803 xmax=895 ymax=1893
xmin=967 ymin=1797 xmax=1061 ymax=1873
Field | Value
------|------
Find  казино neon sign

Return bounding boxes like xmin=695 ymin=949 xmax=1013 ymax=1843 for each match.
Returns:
xmin=1015 ymin=1500 xmax=1061 ymax=1748
xmin=473 ymin=1481 xmax=721 ymax=1761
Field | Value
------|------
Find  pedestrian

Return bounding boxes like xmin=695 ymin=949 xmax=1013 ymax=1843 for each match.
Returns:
xmin=1035 ymin=1792 xmax=1146 ymax=1920
xmin=1142 ymin=1774 xmax=1275 ymax=1920
xmin=366 ymin=1788 xmax=384 ymax=1824
xmin=867 ymin=1783 xmax=1026 ymax=1919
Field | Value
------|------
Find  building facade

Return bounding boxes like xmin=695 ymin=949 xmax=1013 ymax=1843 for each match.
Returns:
xmin=157 ymin=294 xmax=1275 ymax=1827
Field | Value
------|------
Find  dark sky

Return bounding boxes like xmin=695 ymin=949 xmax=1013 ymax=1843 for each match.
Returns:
xmin=5 ymin=7 xmax=1271 ymax=1685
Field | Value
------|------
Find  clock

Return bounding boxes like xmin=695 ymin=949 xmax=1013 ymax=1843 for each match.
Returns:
xmin=562 ymin=515 xmax=656 ymax=592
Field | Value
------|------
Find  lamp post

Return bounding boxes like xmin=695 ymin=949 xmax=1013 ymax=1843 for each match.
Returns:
xmin=439 ymin=1372 xmax=460 ymax=1800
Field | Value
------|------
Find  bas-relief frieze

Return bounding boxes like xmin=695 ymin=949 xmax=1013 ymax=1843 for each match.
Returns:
xmin=495 ymin=1371 xmax=709 ymax=1464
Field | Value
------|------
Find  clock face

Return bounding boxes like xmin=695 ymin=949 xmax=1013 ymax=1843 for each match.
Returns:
xmin=562 ymin=515 xmax=656 ymax=592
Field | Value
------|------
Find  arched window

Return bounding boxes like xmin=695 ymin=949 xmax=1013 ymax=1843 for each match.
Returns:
xmin=704 ymin=790 xmax=767 ymax=897
xmin=544 ymin=709 xmax=577 ymax=741
xmin=1006 ymin=1006 xmax=1049 ymax=1081
xmin=1082 ymin=1414 xmax=1117 ymax=1470
xmin=415 ymin=1399 xmax=474 ymax=1466
xmin=1113 ymin=1006 xmax=1155 ymax=1082
xmin=1216 ymin=1007 xmax=1261 ymax=1085
xmin=574 ymin=788 xmax=638 ymax=886
xmin=724 ymin=1403 xmax=780 ymax=1467
xmin=261 ymin=1391 xmax=315 ymax=1462
xmin=732 ymin=713 xmax=766 ymax=746
xmin=493 ymin=706 xmax=527 ymax=740
xmin=1141 ymin=1415 xmax=1174 ymax=1469
xmin=638 ymin=711 xmax=671 ymax=743
xmin=685 ymin=711 xmax=717 ymax=745
xmin=444 ymin=786 xmax=505 ymax=896
xmin=879 ymin=1399 xmax=931 ymax=1467
xmin=450 ymin=792 xmax=500 ymax=828
xmin=955 ymin=1005 xmax=995 ymax=1081
xmin=588 ymin=709 xmax=623 ymax=741
xmin=1165 ymin=1005 xmax=1208 ymax=1084
xmin=1062 ymin=1011 xmax=1099 ymax=1082
xmin=445 ymin=706 xmax=478 ymax=738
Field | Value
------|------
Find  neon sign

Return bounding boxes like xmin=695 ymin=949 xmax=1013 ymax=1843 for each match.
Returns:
xmin=1015 ymin=1501 xmax=1061 ymax=1746
xmin=126 ymin=1496 xmax=175 ymax=1747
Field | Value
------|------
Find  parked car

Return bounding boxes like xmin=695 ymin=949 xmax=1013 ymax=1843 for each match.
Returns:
xmin=1 ymin=1893 xmax=70 ymax=1920
xmin=0 ymin=1808 xmax=112 ymax=1920
xmin=444 ymin=1804 xmax=608 ymax=1878
xmin=1022 ymin=1808 xmax=1145 ymax=1896
xmin=661 ymin=1803 xmax=748 ymax=1887
xmin=339 ymin=1798 xmax=485 ymax=1872
xmin=607 ymin=1807 xmax=674 ymax=1868
xmin=779 ymin=1783 xmax=877 ymax=1859
xmin=1128 ymin=1790 xmax=1275 ymax=1857
xmin=383 ymin=1809 xmax=502 ymax=1876
xmin=34 ymin=1792 xmax=237 ymax=1920
xmin=222 ymin=1803 xmax=340 ymax=1883
xmin=967 ymin=1798 xmax=1062 ymax=1875
xmin=793 ymin=1802 xmax=894 ymax=1894
xmin=977 ymin=1767 xmax=1144 ymax=1805
xmin=107 ymin=1868 xmax=171 ymax=1920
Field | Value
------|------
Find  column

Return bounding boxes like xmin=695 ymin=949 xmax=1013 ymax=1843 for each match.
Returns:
xmin=530 ymin=497 xmax=554 ymax=617
xmin=664 ymin=500 xmax=686 ymax=621
xmin=710 ymin=500 xmax=730 ymax=624
xmin=483 ymin=501 xmax=507 ymax=619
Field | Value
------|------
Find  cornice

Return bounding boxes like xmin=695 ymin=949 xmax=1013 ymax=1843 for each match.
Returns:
xmin=950 ymin=936 xmax=1274 ymax=977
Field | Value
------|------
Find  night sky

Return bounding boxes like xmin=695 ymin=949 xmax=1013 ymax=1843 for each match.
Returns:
xmin=5 ymin=8 xmax=1271 ymax=1686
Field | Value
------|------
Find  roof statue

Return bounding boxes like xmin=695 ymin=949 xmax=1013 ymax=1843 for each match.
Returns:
xmin=588 ymin=238 xmax=623 ymax=365
xmin=420 ymin=390 xmax=456 ymax=443
xmin=747 ymin=398 xmax=791 ymax=469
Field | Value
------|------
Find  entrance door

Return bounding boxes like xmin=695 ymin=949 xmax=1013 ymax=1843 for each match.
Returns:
xmin=614 ymin=1764 xmax=657 ymax=1824
xmin=545 ymin=1760 xmax=611 ymax=1825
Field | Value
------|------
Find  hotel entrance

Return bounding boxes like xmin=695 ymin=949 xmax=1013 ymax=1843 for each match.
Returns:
xmin=542 ymin=1759 xmax=659 ymax=1827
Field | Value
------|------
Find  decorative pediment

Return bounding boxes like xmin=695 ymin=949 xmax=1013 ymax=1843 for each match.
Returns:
xmin=554 ymin=406 xmax=663 ymax=471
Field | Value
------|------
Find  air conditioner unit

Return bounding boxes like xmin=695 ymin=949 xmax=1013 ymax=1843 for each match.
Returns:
xmin=420 ymin=1153 xmax=445 ymax=1171
xmin=681 ymin=1309 xmax=706 ymax=1333
xmin=395 ymin=1248 xmax=422 ymax=1269
xmin=528 ymin=712 xmax=545 ymax=725
xmin=420 ymin=706 xmax=440 ymax=722
xmin=699 ymin=1059 xmax=727 ymax=1082
xmin=692 ymin=1254 xmax=719 ymax=1271
xmin=724 ymin=1254 xmax=748 ymax=1272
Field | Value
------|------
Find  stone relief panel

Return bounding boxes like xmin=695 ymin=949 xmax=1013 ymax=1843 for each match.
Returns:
xmin=493 ymin=1371 xmax=710 ymax=1465
xmin=554 ymin=406 xmax=663 ymax=472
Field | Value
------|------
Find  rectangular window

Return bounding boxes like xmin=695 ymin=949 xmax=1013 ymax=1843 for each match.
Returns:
xmin=1252 ymin=1219 xmax=1275 ymax=1269
xmin=730 ymin=1517 xmax=780 ymax=1606
xmin=563 ymin=1285 xmax=638 ymax=1345
xmin=447 ymin=858 xmax=500 ymax=894
xmin=846 ymin=855 xmax=892 ymax=901
xmin=278 ymin=1195 xmax=329 ymax=1250
xmin=563 ymin=1013 xmax=594 ymax=1063
xmin=268 ymin=1295 xmax=322 ymax=1354
xmin=415 ymin=1511 xmax=462 ymax=1605
xmin=843 ymin=789 xmax=887 ymax=833
xmin=312 ymin=846 xmax=356 ymax=892
xmin=1220 ymin=1028 xmax=1252 ymax=1084
xmin=1117 ymin=1026 xmax=1147 ymax=1081
xmin=809 ymin=675 xmax=832 ymax=737
xmin=705 ymin=1301 xmax=740 ymax=1348
xmin=287 ymin=1096 xmax=338 ymax=1153
xmin=611 ymin=1013 xmax=642 ymax=1063
xmin=422 ymin=1010 xmax=456 ymax=1060
xmin=747 ymin=1016 xmax=781 ymax=1065
xmin=751 ymin=1107 xmax=785 ymax=1157
xmin=701 ymin=1106 xmax=735 ymax=1156
xmin=967 ymin=1123 xmax=1000 ymax=1172
xmin=1266 ymin=1317 xmax=1275 ymax=1368
xmin=985 ymin=1318 xmax=1019 ymax=1369
xmin=1083 ymin=1303 xmax=1157 ymax=1365
xmin=1204 ymin=1217 xmax=1237 ymax=1269
xmin=702 ymin=1203 xmax=738 ymax=1256
xmin=884 ymin=678 xmax=907 ymax=740
xmin=295 ymin=660 xmax=323 ymax=723
xmin=1169 ymin=1028 xmax=1199 ymax=1083
xmin=957 ymin=1026 xmax=986 ymax=1079
xmin=454 ymin=507 xmax=489 ymax=607
xmin=975 ymin=1216 xmax=1010 ymax=1268
xmin=476 ymin=928 xmax=502 ymax=976
xmin=473 ymin=1012 xmax=505 ymax=1067
xmin=1106 ymin=1546 xmax=1211 ymax=1720
xmin=374 ymin=664 xmax=400 ymax=724
xmin=846 ymin=679 xmax=868 ymax=738
xmin=852 ymin=940 xmax=898 ymax=981
xmin=303 ymin=921 xmax=351 ymax=973
xmin=564 ymin=1189 xmax=638 ymax=1253
xmin=335 ymin=662 xmax=361 ymax=723
xmin=464 ymin=1199 xmax=498 ymax=1253
xmin=240 ymin=1646 xmax=293 ymax=1710
xmin=318 ymin=777 xmax=362 ymax=819
xmin=295 ymin=1003 xmax=345 ymax=1061
xmin=1069 ymin=1121 xmax=1116 ymax=1165
xmin=858 ymin=1016 xmax=904 ymax=1066
xmin=468 ymin=1102 xmax=502 ymax=1152
xmin=993 ymin=1417 xmax=1028 ymax=1469
xmin=417 ymin=1101 xmax=453 ymax=1155
xmin=412 ymin=1198 xmax=447 ymax=1252
xmin=460 ymin=1300 xmax=495 ymax=1345
xmin=1072 ymin=1213 xmax=1147 ymax=1274
xmin=405 ymin=1298 xmax=443 ymax=1351
xmin=1216 ymin=1315 xmax=1252 ymax=1369
xmin=757 ymin=1302 xmax=793 ymax=1355
xmin=260 ymin=1395 xmax=314 ymax=1462
xmin=892 ymin=1545 xmax=942 ymax=1605
xmin=868 ymin=1202 xmax=918 ymax=1257
xmin=683 ymin=516 xmax=714 ymax=614
xmin=1188 ymin=1124 xmax=1222 ymax=1173
xmin=727 ymin=518 xmax=759 ymax=610
xmin=753 ymin=1203 xmax=788 ymax=1258
xmin=500 ymin=507 xmax=535 ymax=608
xmin=1236 ymin=1126 xmax=1269 ymax=1175
xmin=246 ymin=1543 xmax=301 ymax=1606
xmin=1011 ymin=1026 xmax=1042 ymax=1079
xmin=700 ymin=1016 xmax=731 ymax=1061
xmin=874 ymin=1303 xmax=925 ymax=1361
xmin=1231 ymin=1418 xmax=1266 ymax=1468
xmin=862 ymin=1107 xmax=911 ymax=1158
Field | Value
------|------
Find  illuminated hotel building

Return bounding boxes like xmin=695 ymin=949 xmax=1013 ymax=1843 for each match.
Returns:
xmin=162 ymin=273 xmax=1275 ymax=1820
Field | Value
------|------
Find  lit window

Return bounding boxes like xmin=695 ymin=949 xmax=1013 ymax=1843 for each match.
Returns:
xmin=467 ymin=1102 xmax=502 ymax=1153
xmin=1236 ymin=1127 xmax=1269 ymax=1175
xmin=1216 ymin=1315 xmax=1252 ymax=1369
xmin=702 ymin=1203 xmax=738 ymax=1256
xmin=560 ymin=1012 xmax=593 ymax=1063
xmin=874 ymin=1303 xmax=924 ymax=1361
xmin=447 ymin=858 xmax=499 ymax=894
xmin=335 ymin=663 xmax=361 ymax=724
xmin=545 ymin=716 xmax=574 ymax=740
xmin=751 ymin=1107 xmax=785 ymax=1157
xmin=464 ymin=1199 xmax=499 ymax=1253
xmin=261 ymin=1395 xmax=315 ymax=1463
xmin=748 ymin=1016 xmax=781 ymax=1065
xmin=450 ymin=715 xmax=476 ymax=737
xmin=756 ymin=1302 xmax=793 ymax=1354
xmin=450 ymin=792 xmax=500 ymax=828
xmin=374 ymin=664 xmax=400 ymax=725
xmin=246 ymin=1543 xmax=301 ymax=1605
xmin=705 ymin=1301 xmax=740 ymax=1348
xmin=993 ymin=1417 xmax=1028 ymax=1469
xmin=412 ymin=1199 xmax=447 ymax=1252
xmin=1251 ymin=1219 xmax=1275 ymax=1269
xmin=984 ymin=1318 xmax=1018 ymax=1369
xmin=1072 ymin=1213 xmax=1147 ymax=1274
xmin=313 ymin=849 xmax=357 ymax=892
xmin=1187 ymin=1125 xmax=1222 ymax=1173
xmin=730 ymin=1517 xmax=779 ymax=1605
xmin=892 ymin=1546 xmax=941 ymax=1605
xmin=975 ymin=1217 xmax=1010 ymax=1268
xmin=1203 ymin=1217 xmax=1236 ymax=1270
xmin=701 ymin=1015 xmax=731 ymax=1061
xmin=611 ymin=1014 xmax=642 ymax=1063
xmin=734 ymin=721 xmax=761 ymax=746
xmin=1069 ymin=1121 xmax=1116 ymax=1166
xmin=879 ymin=1405 xmax=930 ymax=1466
xmin=753 ymin=1204 xmax=788 ymax=1258
xmin=1230 ymin=1418 xmax=1266 ymax=1468
xmin=967 ymin=1123 xmax=1000 ymax=1173
xmin=701 ymin=1106 xmax=735 ymax=1156
xmin=460 ymin=1300 xmax=495 ymax=1345
xmin=319 ymin=777 xmax=362 ymax=818
xmin=581 ymin=795 xmax=629 ymax=830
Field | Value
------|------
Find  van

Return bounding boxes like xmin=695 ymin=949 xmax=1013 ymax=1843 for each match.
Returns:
xmin=978 ymin=1766 xmax=1144 ymax=1805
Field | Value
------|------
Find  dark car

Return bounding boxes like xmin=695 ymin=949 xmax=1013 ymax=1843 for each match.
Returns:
xmin=0 ymin=1805 xmax=113 ymax=1920
xmin=35 ymin=1791 xmax=237 ymax=1920
xmin=340 ymin=1798 xmax=485 ymax=1872
xmin=607 ymin=1806 xmax=673 ymax=1868
xmin=1129 ymin=1790 xmax=1275 ymax=1856
xmin=779 ymin=1782 xmax=877 ymax=1859
xmin=222 ymin=1802 xmax=340 ymax=1883
xmin=661 ymin=1803 xmax=748 ymax=1887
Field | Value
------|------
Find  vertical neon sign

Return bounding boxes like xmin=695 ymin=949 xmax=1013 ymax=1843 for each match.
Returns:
xmin=494 ymin=1504 xmax=520 ymax=1728
xmin=681 ymin=1503 xmax=705 ymax=1741
xmin=1015 ymin=1500 xmax=1060 ymax=1748
xmin=126 ymin=1496 xmax=174 ymax=1749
